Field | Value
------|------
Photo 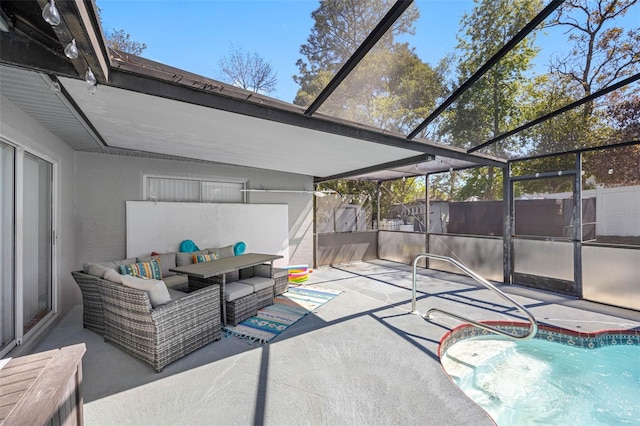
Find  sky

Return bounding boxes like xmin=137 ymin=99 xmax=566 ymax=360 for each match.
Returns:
xmin=97 ymin=0 xmax=470 ymax=102
xmin=96 ymin=1 xmax=638 ymax=104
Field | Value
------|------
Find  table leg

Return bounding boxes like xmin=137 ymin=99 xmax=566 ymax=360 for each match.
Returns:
xmin=221 ymin=274 xmax=227 ymax=327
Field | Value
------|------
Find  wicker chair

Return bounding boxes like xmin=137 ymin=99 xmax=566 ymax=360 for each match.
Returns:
xmin=71 ymin=271 xmax=105 ymax=334
xmin=97 ymin=278 xmax=221 ymax=372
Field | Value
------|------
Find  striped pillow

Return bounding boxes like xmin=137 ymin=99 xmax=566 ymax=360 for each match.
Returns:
xmin=193 ymin=253 xmax=219 ymax=263
xmin=120 ymin=259 xmax=162 ymax=280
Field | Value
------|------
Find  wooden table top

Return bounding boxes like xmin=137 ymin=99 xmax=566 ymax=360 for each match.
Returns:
xmin=169 ymin=253 xmax=282 ymax=279
xmin=0 ymin=343 xmax=86 ymax=425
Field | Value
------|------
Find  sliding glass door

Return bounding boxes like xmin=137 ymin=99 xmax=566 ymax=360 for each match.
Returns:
xmin=22 ymin=152 xmax=53 ymax=334
xmin=0 ymin=142 xmax=15 ymax=356
xmin=0 ymin=140 xmax=54 ymax=355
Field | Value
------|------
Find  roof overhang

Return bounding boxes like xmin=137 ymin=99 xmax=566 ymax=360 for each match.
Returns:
xmin=1 ymin=0 xmax=505 ymax=180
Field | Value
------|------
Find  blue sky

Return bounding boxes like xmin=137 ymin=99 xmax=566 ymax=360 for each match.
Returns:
xmin=96 ymin=1 xmax=637 ymax=103
xmin=97 ymin=0 xmax=469 ymax=102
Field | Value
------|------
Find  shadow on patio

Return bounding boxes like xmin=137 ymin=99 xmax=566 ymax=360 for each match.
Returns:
xmin=28 ymin=261 xmax=640 ymax=426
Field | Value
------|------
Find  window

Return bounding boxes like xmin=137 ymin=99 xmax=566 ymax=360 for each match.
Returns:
xmin=145 ymin=176 xmax=246 ymax=203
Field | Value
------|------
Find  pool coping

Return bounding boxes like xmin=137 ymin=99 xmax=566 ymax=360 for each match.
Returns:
xmin=439 ymin=321 xmax=640 ymax=358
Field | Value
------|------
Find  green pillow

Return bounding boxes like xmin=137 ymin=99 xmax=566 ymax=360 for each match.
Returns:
xmin=120 ymin=258 xmax=162 ymax=280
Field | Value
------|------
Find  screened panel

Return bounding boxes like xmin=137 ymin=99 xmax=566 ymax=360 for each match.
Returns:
xmin=293 ymin=0 xmax=401 ymax=109
xmin=513 ymin=176 xmax=574 ymax=238
xmin=316 ymin=193 xmax=372 ymax=234
xmin=428 ymin=167 xmax=504 ymax=236
xmin=477 ymin=81 xmax=640 ymax=159
xmin=582 ymin=144 xmax=640 ymax=247
xmin=379 ymin=177 xmax=425 ymax=232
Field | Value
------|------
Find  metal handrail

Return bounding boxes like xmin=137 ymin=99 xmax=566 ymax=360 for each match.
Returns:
xmin=411 ymin=253 xmax=538 ymax=341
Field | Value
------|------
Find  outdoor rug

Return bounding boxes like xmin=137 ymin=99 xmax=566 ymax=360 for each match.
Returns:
xmin=222 ymin=286 xmax=342 ymax=344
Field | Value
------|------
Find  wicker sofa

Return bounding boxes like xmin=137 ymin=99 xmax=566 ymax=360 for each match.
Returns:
xmin=72 ymin=271 xmax=221 ymax=371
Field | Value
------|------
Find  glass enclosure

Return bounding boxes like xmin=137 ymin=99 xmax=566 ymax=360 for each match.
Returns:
xmin=22 ymin=152 xmax=53 ymax=334
xmin=0 ymin=142 xmax=15 ymax=355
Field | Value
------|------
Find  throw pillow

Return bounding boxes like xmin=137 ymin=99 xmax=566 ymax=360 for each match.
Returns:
xmin=193 ymin=252 xmax=220 ymax=263
xmin=219 ymin=245 xmax=235 ymax=258
xmin=120 ymin=275 xmax=172 ymax=307
xmin=138 ymin=252 xmax=177 ymax=277
xmin=87 ymin=263 xmax=110 ymax=278
xmin=103 ymin=268 xmax=123 ymax=284
xmin=120 ymin=259 xmax=162 ymax=280
xmin=176 ymin=250 xmax=207 ymax=266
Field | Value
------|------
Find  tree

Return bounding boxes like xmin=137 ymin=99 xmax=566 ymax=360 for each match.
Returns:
xmin=292 ymin=0 xmax=447 ymax=132
xmin=105 ymin=28 xmax=147 ymax=55
xmin=546 ymin=0 xmax=640 ymax=117
xmin=218 ymin=46 xmax=278 ymax=94
xmin=438 ymin=0 xmax=542 ymax=200
xmin=294 ymin=0 xmax=419 ymax=106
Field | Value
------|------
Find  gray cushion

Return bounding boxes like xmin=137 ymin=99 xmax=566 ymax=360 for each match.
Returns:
xmin=176 ymin=250 xmax=208 ymax=267
xmin=225 ymin=282 xmax=254 ymax=302
xmin=138 ymin=252 xmax=177 ymax=277
xmin=87 ymin=263 xmax=110 ymax=278
xmin=120 ymin=275 xmax=172 ymax=307
xmin=83 ymin=258 xmax=136 ymax=274
xmin=219 ymin=245 xmax=235 ymax=258
xmin=168 ymin=288 xmax=189 ymax=301
xmin=163 ymin=274 xmax=188 ymax=290
xmin=103 ymin=268 xmax=123 ymax=283
xmin=238 ymin=276 xmax=274 ymax=292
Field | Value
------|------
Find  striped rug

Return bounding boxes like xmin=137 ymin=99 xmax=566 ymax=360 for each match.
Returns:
xmin=222 ymin=286 xmax=341 ymax=344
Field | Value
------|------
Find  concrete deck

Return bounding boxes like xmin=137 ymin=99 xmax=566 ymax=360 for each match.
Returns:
xmin=28 ymin=260 xmax=640 ymax=425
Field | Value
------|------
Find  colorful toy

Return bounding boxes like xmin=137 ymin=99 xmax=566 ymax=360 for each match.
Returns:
xmin=286 ymin=264 xmax=311 ymax=284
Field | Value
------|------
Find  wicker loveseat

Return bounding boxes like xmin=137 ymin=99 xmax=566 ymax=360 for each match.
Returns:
xmin=72 ymin=271 xmax=221 ymax=371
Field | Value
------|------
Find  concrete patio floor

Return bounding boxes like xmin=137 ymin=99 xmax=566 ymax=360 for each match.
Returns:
xmin=28 ymin=260 xmax=640 ymax=425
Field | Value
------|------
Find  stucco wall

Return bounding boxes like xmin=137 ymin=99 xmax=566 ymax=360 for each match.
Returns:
xmin=74 ymin=152 xmax=314 ymax=268
xmin=0 ymin=95 xmax=79 ymax=313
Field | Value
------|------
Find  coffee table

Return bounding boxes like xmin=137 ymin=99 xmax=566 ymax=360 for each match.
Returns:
xmin=170 ymin=253 xmax=283 ymax=326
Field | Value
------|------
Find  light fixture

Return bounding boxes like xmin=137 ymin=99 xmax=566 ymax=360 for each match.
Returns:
xmin=85 ymin=67 xmax=96 ymax=85
xmin=64 ymin=39 xmax=78 ymax=59
xmin=42 ymin=0 xmax=60 ymax=26
xmin=52 ymin=81 xmax=61 ymax=93
xmin=240 ymin=189 xmax=339 ymax=197
xmin=88 ymin=83 xmax=98 ymax=95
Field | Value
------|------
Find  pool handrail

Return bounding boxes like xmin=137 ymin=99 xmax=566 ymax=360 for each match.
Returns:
xmin=411 ymin=253 xmax=538 ymax=341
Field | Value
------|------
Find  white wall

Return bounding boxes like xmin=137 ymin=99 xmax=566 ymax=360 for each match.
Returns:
xmin=0 ymin=96 xmax=79 ymax=312
xmin=75 ymin=152 xmax=314 ymax=268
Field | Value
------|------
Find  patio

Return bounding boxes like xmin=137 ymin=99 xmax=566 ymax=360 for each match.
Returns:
xmin=30 ymin=260 xmax=640 ymax=426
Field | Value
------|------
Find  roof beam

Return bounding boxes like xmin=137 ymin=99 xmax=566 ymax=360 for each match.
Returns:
xmin=0 ymin=31 xmax=77 ymax=76
xmin=315 ymin=153 xmax=435 ymax=182
xmin=407 ymin=0 xmax=564 ymax=140
xmin=304 ymin=0 xmax=413 ymax=116
xmin=468 ymin=72 xmax=640 ymax=153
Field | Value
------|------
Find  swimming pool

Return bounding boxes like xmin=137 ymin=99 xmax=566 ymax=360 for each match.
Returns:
xmin=440 ymin=322 xmax=640 ymax=426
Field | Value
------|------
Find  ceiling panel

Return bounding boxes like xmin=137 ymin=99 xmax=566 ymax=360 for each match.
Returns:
xmin=60 ymin=77 xmax=425 ymax=177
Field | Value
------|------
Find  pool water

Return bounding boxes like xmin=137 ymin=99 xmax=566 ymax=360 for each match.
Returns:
xmin=442 ymin=337 xmax=640 ymax=425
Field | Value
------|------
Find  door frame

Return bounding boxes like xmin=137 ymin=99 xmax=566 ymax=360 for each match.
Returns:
xmin=506 ymin=153 xmax=582 ymax=297
xmin=0 ymin=137 xmax=58 ymax=351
